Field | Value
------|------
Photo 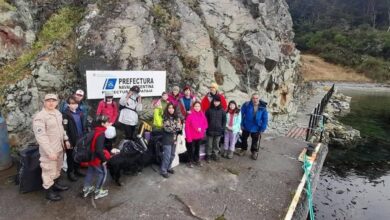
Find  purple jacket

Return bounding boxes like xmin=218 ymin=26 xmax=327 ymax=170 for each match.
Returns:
xmin=185 ymin=110 xmax=208 ymax=142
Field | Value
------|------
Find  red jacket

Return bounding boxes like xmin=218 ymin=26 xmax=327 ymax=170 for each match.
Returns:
xmin=96 ymin=100 xmax=118 ymax=124
xmin=201 ymin=92 xmax=228 ymax=112
xmin=88 ymin=126 xmax=110 ymax=167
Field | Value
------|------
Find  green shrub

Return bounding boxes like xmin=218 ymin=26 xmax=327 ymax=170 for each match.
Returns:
xmin=0 ymin=0 xmax=15 ymax=11
xmin=0 ymin=6 xmax=84 ymax=86
xmin=357 ymin=56 xmax=390 ymax=81
xmin=295 ymin=27 xmax=390 ymax=82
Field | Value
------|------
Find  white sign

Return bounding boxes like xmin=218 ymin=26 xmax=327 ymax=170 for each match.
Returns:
xmin=86 ymin=71 xmax=166 ymax=99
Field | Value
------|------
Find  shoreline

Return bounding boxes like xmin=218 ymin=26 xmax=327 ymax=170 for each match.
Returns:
xmin=310 ymin=81 xmax=390 ymax=92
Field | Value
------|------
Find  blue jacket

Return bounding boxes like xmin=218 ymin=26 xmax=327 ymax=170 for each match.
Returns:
xmin=241 ymin=100 xmax=268 ymax=133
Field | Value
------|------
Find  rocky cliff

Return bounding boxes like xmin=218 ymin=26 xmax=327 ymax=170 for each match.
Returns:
xmin=0 ymin=0 xmax=301 ymax=147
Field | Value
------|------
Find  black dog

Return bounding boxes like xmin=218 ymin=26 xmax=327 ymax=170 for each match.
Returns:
xmin=107 ymin=140 xmax=146 ymax=186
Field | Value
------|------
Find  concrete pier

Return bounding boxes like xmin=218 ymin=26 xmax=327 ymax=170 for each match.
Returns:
xmin=0 ymin=134 xmax=327 ymax=220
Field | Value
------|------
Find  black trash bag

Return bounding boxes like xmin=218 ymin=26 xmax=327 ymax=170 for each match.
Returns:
xmin=235 ymin=133 xmax=243 ymax=149
xmin=145 ymin=132 xmax=164 ymax=165
xmin=17 ymin=145 xmax=43 ymax=193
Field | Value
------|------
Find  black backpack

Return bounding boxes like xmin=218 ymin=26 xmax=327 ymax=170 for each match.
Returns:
xmin=73 ymin=131 xmax=98 ymax=163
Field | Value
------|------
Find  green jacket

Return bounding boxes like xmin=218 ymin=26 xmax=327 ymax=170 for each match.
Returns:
xmin=153 ymin=107 xmax=164 ymax=128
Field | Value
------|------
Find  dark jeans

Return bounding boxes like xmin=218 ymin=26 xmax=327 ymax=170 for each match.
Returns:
xmin=65 ymin=149 xmax=80 ymax=173
xmin=121 ymin=123 xmax=136 ymax=140
xmin=84 ymin=164 xmax=107 ymax=190
xmin=241 ymin=130 xmax=262 ymax=152
xmin=187 ymin=140 xmax=201 ymax=163
xmin=160 ymin=144 xmax=176 ymax=174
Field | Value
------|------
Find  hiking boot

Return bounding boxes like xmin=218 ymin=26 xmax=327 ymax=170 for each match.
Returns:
xmin=161 ymin=173 xmax=169 ymax=178
xmin=222 ymin=150 xmax=228 ymax=158
xmin=53 ymin=180 xmax=69 ymax=191
xmin=205 ymin=156 xmax=211 ymax=163
xmin=238 ymin=149 xmax=247 ymax=156
xmin=167 ymin=169 xmax=175 ymax=174
xmin=45 ymin=186 xmax=62 ymax=201
xmin=67 ymin=172 xmax=78 ymax=182
xmin=251 ymin=152 xmax=259 ymax=160
xmin=212 ymin=154 xmax=220 ymax=162
xmin=195 ymin=161 xmax=203 ymax=167
xmin=94 ymin=189 xmax=108 ymax=200
xmin=83 ymin=186 xmax=95 ymax=198
xmin=227 ymin=150 xmax=234 ymax=159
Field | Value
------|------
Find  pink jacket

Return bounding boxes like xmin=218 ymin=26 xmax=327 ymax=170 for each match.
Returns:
xmin=185 ymin=110 xmax=208 ymax=142
xmin=167 ymin=92 xmax=182 ymax=106
xmin=96 ymin=100 xmax=118 ymax=124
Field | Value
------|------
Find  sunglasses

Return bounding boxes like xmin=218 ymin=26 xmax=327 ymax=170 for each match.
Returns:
xmin=76 ymin=94 xmax=84 ymax=97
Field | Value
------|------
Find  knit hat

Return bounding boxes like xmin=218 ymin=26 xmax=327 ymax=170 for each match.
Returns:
xmin=105 ymin=126 xmax=116 ymax=139
xmin=105 ymin=91 xmax=114 ymax=97
xmin=213 ymin=95 xmax=221 ymax=102
xmin=172 ymin=86 xmax=180 ymax=92
xmin=130 ymin=86 xmax=140 ymax=93
xmin=183 ymin=85 xmax=191 ymax=92
xmin=210 ymin=83 xmax=218 ymax=90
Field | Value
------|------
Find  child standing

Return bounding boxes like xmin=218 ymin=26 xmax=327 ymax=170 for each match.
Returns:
xmin=83 ymin=115 xmax=111 ymax=200
xmin=185 ymin=101 xmax=208 ymax=167
xmin=161 ymin=103 xmax=182 ymax=178
xmin=96 ymin=91 xmax=118 ymax=125
xmin=62 ymin=95 xmax=85 ymax=182
xmin=167 ymin=86 xmax=182 ymax=107
xmin=223 ymin=101 xmax=241 ymax=159
xmin=118 ymin=86 xmax=142 ymax=140
xmin=205 ymin=96 xmax=226 ymax=162
xmin=153 ymin=92 xmax=169 ymax=130
xmin=96 ymin=91 xmax=118 ymax=151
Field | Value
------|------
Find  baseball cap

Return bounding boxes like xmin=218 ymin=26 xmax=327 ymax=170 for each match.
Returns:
xmin=44 ymin=94 xmax=58 ymax=101
xmin=75 ymin=89 xmax=84 ymax=96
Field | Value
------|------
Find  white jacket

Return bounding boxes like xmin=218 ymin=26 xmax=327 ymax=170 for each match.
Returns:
xmin=118 ymin=93 xmax=143 ymax=126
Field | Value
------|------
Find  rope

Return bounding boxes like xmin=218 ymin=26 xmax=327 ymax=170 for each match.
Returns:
xmin=303 ymin=154 xmax=315 ymax=220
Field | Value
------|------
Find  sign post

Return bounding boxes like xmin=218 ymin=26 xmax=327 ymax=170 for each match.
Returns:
xmin=86 ymin=71 xmax=167 ymax=99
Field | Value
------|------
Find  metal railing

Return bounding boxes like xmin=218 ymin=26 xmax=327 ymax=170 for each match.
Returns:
xmin=305 ymin=84 xmax=335 ymax=142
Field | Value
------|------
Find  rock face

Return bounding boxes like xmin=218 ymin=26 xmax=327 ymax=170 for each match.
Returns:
xmin=0 ymin=0 xmax=35 ymax=65
xmin=1 ymin=0 xmax=301 ymax=147
xmin=78 ymin=0 xmax=300 ymax=118
xmin=322 ymin=91 xmax=361 ymax=148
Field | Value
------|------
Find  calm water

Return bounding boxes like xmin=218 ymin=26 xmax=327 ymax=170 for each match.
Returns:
xmin=313 ymin=90 xmax=390 ymax=220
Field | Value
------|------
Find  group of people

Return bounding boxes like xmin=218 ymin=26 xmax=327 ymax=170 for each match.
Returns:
xmin=32 ymin=82 xmax=268 ymax=202
xmin=152 ymin=83 xmax=268 ymax=178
